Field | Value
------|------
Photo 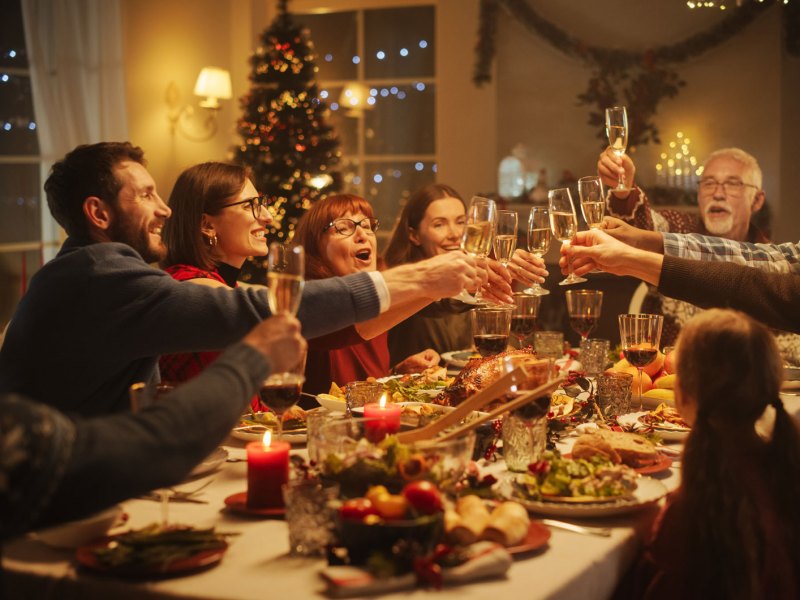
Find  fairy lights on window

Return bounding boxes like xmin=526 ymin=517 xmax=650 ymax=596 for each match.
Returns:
xmin=655 ymin=131 xmax=700 ymax=189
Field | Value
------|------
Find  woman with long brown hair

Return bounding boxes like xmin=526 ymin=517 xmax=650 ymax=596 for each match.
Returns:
xmin=629 ymin=308 xmax=800 ymax=599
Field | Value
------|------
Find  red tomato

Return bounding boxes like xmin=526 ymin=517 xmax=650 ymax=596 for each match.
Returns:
xmin=401 ymin=480 xmax=443 ymax=515
xmin=339 ymin=498 xmax=379 ymax=521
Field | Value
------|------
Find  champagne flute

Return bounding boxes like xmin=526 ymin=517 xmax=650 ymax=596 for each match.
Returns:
xmin=511 ymin=292 xmax=540 ymax=348
xmin=565 ymin=289 xmax=603 ymax=344
xmin=605 ymin=106 xmax=629 ymax=191
xmin=524 ymin=207 xmax=550 ymax=296
xmin=493 ymin=210 xmax=518 ymax=267
xmin=548 ymin=188 xmax=586 ymax=285
xmin=578 ymin=176 xmax=605 ymax=230
xmin=267 ymin=242 xmax=305 ymax=316
xmin=618 ymin=314 xmax=663 ymax=411
xmin=264 ymin=242 xmax=306 ymax=439
xmin=456 ymin=196 xmax=496 ymax=302
xmin=470 ymin=306 xmax=512 ymax=357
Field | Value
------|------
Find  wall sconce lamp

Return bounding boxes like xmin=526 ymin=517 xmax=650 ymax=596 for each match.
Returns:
xmin=339 ymin=82 xmax=374 ymax=117
xmin=166 ymin=67 xmax=232 ymax=141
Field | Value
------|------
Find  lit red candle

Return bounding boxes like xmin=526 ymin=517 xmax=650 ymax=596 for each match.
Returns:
xmin=363 ymin=394 xmax=402 ymax=442
xmin=246 ymin=430 xmax=290 ymax=509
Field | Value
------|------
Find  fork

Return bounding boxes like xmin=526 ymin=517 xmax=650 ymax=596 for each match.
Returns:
xmin=541 ymin=519 xmax=612 ymax=537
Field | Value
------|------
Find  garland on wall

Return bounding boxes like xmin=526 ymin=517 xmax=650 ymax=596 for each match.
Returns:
xmin=475 ymin=0 xmax=789 ymax=147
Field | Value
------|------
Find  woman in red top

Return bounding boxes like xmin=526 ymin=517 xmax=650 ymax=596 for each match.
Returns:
xmin=159 ymin=162 xmax=271 ymax=409
xmin=621 ymin=308 xmax=800 ymax=599
xmin=293 ymin=194 xmax=440 ymax=394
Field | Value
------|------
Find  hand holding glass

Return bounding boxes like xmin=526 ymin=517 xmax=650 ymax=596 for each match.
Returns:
xmin=548 ymin=188 xmax=586 ymax=285
xmin=578 ymin=176 xmax=605 ymax=230
xmin=457 ymin=196 xmax=497 ymax=302
xmin=492 ymin=210 xmax=518 ymax=267
xmin=605 ymin=106 xmax=629 ymax=191
xmin=524 ymin=207 xmax=551 ymax=296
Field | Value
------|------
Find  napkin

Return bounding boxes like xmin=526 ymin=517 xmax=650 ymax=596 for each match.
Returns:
xmin=320 ymin=542 xmax=512 ymax=597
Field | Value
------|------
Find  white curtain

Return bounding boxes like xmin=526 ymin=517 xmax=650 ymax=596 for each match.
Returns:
xmin=21 ymin=0 xmax=128 ymax=260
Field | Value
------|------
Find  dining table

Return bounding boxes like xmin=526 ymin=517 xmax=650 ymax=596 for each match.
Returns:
xmin=5 ymin=392 xmax=798 ymax=600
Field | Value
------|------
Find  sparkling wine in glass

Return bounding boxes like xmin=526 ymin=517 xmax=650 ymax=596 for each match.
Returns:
xmin=523 ymin=207 xmax=551 ymax=296
xmin=548 ymin=188 xmax=586 ymax=286
xmin=457 ymin=196 xmax=496 ymax=302
xmin=259 ymin=372 xmax=305 ymax=441
xmin=492 ymin=210 xmax=518 ymax=267
xmin=578 ymin=176 xmax=605 ymax=230
xmin=511 ymin=292 xmax=540 ymax=348
xmin=470 ymin=307 xmax=512 ymax=357
xmin=565 ymin=289 xmax=603 ymax=343
xmin=605 ymin=106 xmax=629 ymax=191
xmin=618 ymin=314 xmax=664 ymax=411
xmin=268 ymin=243 xmax=305 ymax=316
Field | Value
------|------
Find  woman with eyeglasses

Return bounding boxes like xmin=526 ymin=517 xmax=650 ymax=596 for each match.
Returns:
xmin=159 ymin=162 xmax=273 ymax=402
xmin=293 ymin=194 xmax=447 ymax=394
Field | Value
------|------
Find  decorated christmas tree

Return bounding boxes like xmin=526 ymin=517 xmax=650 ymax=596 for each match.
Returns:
xmin=234 ymin=0 xmax=341 ymax=281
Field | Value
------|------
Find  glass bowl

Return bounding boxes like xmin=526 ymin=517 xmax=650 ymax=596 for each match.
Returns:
xmin=315 ymin=418 xmax=476 ymax=498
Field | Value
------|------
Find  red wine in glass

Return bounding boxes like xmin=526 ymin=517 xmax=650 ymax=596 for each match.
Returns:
xmin=623 ymin=347 xmax=658 ymax=368
xmin=474 ymin=334 xmax=509 ymax=357
xmin=258 ymin=374 xmax=304 ymax=439
xmin=569 ymin=316 xmax=597 ymax=340
xmin=511 ymin=316 xmax=538 ymax=341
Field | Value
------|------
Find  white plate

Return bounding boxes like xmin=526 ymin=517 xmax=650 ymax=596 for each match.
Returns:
xmin=188 ymin=447 xmax=228 ymax=478
xmin=510 ymin=476 xmax=668 ymax=518
xmin=316 ymin=394 xmax=346 ymax=413
xmin=441 ymin=350 xmax=477 ymax=369
xmin=617 ymin=412 xmax=689 ymax=442
xmin=230 ymin=427 xmax=307 ymax=444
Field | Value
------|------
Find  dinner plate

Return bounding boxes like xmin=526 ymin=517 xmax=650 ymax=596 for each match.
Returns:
xmin=510 ymin=477 xmax=668 ymax=518
xmin=188 ymin=447 xmax=228 ymax=478
xmin=224 ymin=492 xmax=285 ymax=517
xmin=441 ymin=350 xmax=478 ymax=369
xmin=230 ymin=427 xmax=307 ymax=444
xmin=76 ymin=536 xmax=227 ymax=577
xmin=506 ymin=521 xmax=551 ymax=555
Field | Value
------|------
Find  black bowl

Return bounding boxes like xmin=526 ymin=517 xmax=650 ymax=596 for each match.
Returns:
xmin=335 ymin=513 xmax=443 ymax=565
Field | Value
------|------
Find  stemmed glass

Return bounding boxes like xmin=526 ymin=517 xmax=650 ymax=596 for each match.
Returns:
xmin=492 ymin=210 xmax=518 ymax=268
xmin=605 ymin=106 xmax=629 ymax=191
xmin=263 ymin=242 xmax=306 ymax=439
xmin=565 ymin=289 xmax=603 ymax=343
xmin=578 ymin=176 xmax=605 ymax=230
xmin=548 ymin=188 xmax=586 ymax=285
xmin=470 ymin=307 xmax=512 ymax=357
xmin=618 ymin=313 xmax=664 ymax=411
xmin=455 ymin=196 xmax=496 ymax=303
xmin=523 ymin=206 xmax=550 ymax=296
xmin=510 ymin=292 xmax=540 ymax=348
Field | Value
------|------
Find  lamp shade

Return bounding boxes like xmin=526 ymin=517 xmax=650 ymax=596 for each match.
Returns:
xmin=194 ymin=67 xmax=232 ymax=108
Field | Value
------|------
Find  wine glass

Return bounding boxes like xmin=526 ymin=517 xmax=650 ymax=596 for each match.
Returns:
xmin=264 ymin=242 xmax=306 ymax=439
xmin=267 ymin=242 xmax=305 ymax=316
xmin=510 ymin=292 xmax=540 ymax=348
xmin=618 ymin=314 xmax=664 ymax=411
xmin=548 ymin=188 xmax=586 ymax=285
xmin=605 ymin=106 xmax=629 ymax=191
xmin=492 ymin=210 xmax=518 ymax=268
xmin=565 ymin=289 xmax=603 ymax=344
xmin=456 ymin=196 xmax=496 ymax=302
xmin=578 ymin=176 xmax=605 ymax=230
xmin=523 ymin=207 xmax=550 ymax=296
xmin=470 ymin=307 xmax=512 ymax=357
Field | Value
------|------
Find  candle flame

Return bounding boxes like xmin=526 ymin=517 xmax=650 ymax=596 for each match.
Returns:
xmin=379 ymin=393 xmax=387 ymax=409
xmin=262 ymin=429 xmax=272 ymax=446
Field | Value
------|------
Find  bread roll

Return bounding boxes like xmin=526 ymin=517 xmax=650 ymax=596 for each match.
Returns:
xmin=446 ymin=495 xmax=490 ymax=545
xmin=572 ymin=433 xmax=621 ymax=463
xmin=481 ymin=501 xmax=530 ymax=546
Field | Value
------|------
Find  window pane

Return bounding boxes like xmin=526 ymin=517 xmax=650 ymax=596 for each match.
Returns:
xmin=363 ymin=160 xmax=436 ymax=227
xmin=318 ymin=85 xmax=358 ymax=155
xmin=365 ymin=83 xmax=434 ymax=155
xmin=300 ymin=11 xmax=357 ymax=81
xmin=0 ymin=163 xmax=41 ymax=243
xmin=364 ymin=6 xmax=434 ymax=79
xmin=0 ymin=73 xmax=39 ymax=155
xmin=0 ymin=0 xmax=29 ymax=68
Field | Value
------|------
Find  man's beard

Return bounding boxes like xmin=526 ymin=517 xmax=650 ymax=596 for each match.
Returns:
xmin=107 ymin=213 xmax=166 ymax=263
xmin=702 ymin=213 xmax=733 ymax=236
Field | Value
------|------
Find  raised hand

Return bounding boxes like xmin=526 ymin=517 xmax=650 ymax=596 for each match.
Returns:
xmin=243 ymin=314 xmax=307 ymax=374
xmin=392 ymin=348 xmax=441 ymax=374
xmin=506 ymin=248 xmax=549 ymax=287
xmin=597 ymin=147 xmax=635 ymax=191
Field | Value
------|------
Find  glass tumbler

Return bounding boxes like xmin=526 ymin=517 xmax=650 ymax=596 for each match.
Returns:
xmin=344 ymin=381 xmax=384 ymax=416
xmin=282 ymin=479 xmax=341 ymax=557
xmin=580 ymin=338 xmax=611 ymax=377
xmin=596 ymin=371 xmax=634 ymax=417
xmin=534 ymin=331 xmax=564 ymax=361
xmin=502 ymin=395 xmax=551 ymax=472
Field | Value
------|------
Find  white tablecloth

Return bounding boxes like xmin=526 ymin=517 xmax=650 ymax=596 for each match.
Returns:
xmin=2 ymin=428 xmax=683 ymax=600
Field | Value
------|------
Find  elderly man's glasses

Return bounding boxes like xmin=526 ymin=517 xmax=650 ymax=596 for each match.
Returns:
xmin=326 ymin=217 xmax=380 ymax=237
xmin=222 ymin=194 xmax=269 ymax=219
xmin=698 ymin=178 xmax=759 ymax=196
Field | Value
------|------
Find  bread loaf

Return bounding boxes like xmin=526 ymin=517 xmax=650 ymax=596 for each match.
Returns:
xmin=481 ymin=501 xmax=530 ymax=546
xmin=445 ymin=495 xmax=490 ymax=545
xmin=572 ymin=429 xmax=657 ymax=467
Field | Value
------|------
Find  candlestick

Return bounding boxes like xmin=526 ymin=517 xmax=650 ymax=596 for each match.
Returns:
xmin=363 ymin=395 xmax=401 ymax=442
xmin=246 ymin=431 xmax=290 ymax=508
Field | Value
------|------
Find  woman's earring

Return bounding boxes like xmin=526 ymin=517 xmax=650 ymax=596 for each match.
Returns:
xmin=206 ymin=234 xmax=218 ymax=247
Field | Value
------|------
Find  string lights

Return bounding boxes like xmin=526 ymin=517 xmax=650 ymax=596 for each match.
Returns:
xmin=655 ymin=131 xmax=700 ymax=190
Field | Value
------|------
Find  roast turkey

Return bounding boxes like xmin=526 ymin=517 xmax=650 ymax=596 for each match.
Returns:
xmin=435 ymin=347 xmax=537 ymax=406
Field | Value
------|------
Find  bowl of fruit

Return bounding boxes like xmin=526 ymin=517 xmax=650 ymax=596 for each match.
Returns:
xmin=316 ymin=418 xmax=475 ymax=498
xmin=335 ymin=481 xmax=445 ymax=565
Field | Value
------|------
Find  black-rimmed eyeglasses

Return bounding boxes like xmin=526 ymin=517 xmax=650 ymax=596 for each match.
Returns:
xmin=222 ymin=194 xmax=269 ymax=219
xmin=698 ymin=178 xmax=759 ymax=196
xmin=325 ymin=217 xmax=380 ymax=237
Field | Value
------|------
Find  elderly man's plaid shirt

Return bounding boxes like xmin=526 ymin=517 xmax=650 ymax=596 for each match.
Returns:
xmin=663 ymin=232 xmax=800 ymax=274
